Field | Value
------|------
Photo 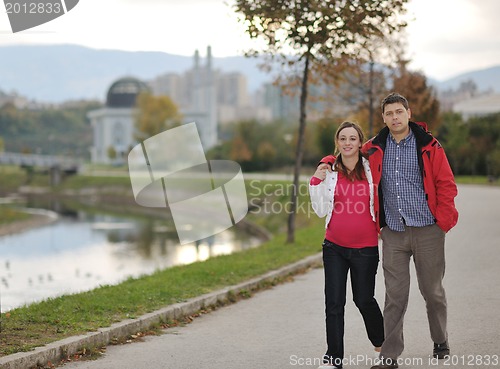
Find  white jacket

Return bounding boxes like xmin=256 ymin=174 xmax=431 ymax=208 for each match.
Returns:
xmin=309 ymin=157 xmax=376 ymax=229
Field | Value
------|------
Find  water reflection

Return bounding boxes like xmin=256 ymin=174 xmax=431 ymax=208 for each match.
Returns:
xmin=0 ymin=201 xmax=260 ymax=311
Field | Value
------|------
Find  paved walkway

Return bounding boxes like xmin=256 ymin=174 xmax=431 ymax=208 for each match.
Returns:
xmin=4 ymin=185 xmax=500 ymax=369
xmin=57 ymin=185 xmax=500 ymax=369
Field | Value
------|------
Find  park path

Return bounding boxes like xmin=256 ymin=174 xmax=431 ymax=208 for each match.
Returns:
xmin=43 ymin=185 xmax=500 ymax=369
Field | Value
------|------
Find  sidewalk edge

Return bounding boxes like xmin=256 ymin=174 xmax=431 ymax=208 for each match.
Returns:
xmin=0 ymin=253 xmax=322 ymax=369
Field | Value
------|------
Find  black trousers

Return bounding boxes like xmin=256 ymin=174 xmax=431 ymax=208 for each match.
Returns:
xmin=322 ymin=239 xmax=384 ymax=367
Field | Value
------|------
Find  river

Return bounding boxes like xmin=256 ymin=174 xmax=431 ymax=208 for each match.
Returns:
xmin=0 ymin=199 xmax=261 ymax=311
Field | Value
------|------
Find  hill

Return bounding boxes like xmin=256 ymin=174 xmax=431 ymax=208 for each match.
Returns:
xmin=0 ymin=44 xmax=271 ymax=103
xmin=433 ymin=65 xmax=500 ymax=92
xmin=0 ymin=44 xmax=499 ymax=103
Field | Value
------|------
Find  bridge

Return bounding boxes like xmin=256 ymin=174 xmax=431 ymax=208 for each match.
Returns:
xmin=0 ymin=152 xmax=83 ymax=185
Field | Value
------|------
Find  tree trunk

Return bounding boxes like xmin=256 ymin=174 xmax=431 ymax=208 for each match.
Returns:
xmin=286 ymin=53 xmax=310 ymax=244
xmin=368 ymin=60 xmax=374 ymax=137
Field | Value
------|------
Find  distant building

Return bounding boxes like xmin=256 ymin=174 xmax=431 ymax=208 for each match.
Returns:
xmin=88 ymin=76 xmax=149 ymax=164
xmin=452 ymin=93 xmax=500 ymax=120
xmin=88 ymin=50 xmax=229 ymax=164
xmin=258 ymin=81 xmax=355 ymax=122
xmin=259 ymin=83 xmax=299 ymax=121
xmin=0 ymin=90 xmax=29 ymax=109
xmin=89 ymin=47 xmax=357 ymax=165
xmin=149 ymin=46 xmax=272 ymax=142
xmin=182 ymin=46 xmax=218 ymax=149
xmin=150 ymin=46 xmax=217 ymax=149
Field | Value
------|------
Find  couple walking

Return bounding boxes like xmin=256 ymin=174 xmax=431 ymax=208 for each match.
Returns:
xmin=309 ymin=92 xmax=459 ymax=369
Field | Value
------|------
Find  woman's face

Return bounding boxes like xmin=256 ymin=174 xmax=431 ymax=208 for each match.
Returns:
xmin=336 ymin=127 xmax=361 ymax=158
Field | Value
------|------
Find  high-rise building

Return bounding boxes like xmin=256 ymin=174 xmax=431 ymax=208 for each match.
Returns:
xmin=150 ymin=46 xmax=219 ymax=150
xmin=150 ymin=46 xmax=275 ymax=143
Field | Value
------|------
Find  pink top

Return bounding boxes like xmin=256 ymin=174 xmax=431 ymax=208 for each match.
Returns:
xmin=310 ymin=174 xmax=378 ymax=248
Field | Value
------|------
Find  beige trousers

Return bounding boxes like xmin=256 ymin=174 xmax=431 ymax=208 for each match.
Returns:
xmin=379 ymin=224 xmax=447 ymax=359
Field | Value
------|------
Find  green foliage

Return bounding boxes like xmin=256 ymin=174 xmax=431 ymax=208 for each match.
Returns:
xmin=107 ymin=145 xmax=117 ymax=160
xmin=314 ymin=117 xmax=340 ymax=156
xmin=207 ymin=118 xmax=351 ymax=171
xmin=208 ymin=120 xmax=295 ymax=171
xmin=438 ymin=112 xmax=500 ymax=176
xmin=0 ymin=101 xmax=101 ymax=157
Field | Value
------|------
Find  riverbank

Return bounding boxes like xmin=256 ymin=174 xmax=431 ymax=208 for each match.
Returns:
xmin=0 ymin=176 xmax=321 ymax=357
xmin=0 ymin=221 xmax=325 ymax=357
xmin=0 ymin=209 xmax=58 ymax=237
xmin=1 ymin=171 xmax=496 ymax=367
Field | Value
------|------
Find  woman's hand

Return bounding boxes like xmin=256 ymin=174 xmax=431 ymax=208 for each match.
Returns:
xmin=313 ymin=163 xmax=332 ymax=181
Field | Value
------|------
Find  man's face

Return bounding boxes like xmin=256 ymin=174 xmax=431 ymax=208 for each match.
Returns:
xmin=382 ymin=102 xmax=411 ymax=137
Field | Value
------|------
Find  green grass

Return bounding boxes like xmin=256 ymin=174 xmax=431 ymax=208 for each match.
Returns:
xmin=455 ymin=175 xmax=499 ymax=185
xmin=0 ymin=176 xmax=323 ymax=357
xmin=0 ymin=206 xmax=31 ymax=225
xmin=0 ymin=169 xmax=496 ymax=358
xmin=0 ymin=165 xmax=29 ymax=191
xmin=55 ymin=174 xmax=131 ymax=190
xmin=0 ymin=222 xmax=324 ymax=356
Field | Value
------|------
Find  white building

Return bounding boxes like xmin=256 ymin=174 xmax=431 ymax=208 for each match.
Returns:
xmin=89 ymin=47 xmax=282 ymax=164
xmin=88 ymin=76 xmax=149 ymax=164
xmin=452 ymin=93 xmax=500 ymax=120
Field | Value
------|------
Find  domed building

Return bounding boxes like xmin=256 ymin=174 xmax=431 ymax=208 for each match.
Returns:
xmin=106 ymin=77 xmax=149 ymax=108
xmin=88 ymin=76 xmax=150 ymax=164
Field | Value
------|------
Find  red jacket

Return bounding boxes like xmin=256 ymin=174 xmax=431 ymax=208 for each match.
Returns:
xmin=321 ymin=122 xmax=459 ymax=232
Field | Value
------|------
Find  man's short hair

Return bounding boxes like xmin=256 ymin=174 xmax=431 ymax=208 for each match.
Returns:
xmin=381 ymin=92 xmax=409 ymax=113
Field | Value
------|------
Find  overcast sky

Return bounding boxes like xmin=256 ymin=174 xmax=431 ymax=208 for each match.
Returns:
xmin=0 ymin=0 xmax=499 ymax=81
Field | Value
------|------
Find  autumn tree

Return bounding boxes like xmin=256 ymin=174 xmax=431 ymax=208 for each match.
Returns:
xmin=336 ymin=58 xmax=388 ymax=135
xmin=223 ymin=119 xmax=292 ymax=171
xmin=134 ymin=92 xmax=182 ymax=140
xmin=230 ymin=134 xmax=253 ymax=163
xmin=391 ymin=60 xmax=441 ymax=130
xmin=234 ymin=0 xmax=409 ymax=243
xmin=324 ymin=31 xmax=406 ymax=137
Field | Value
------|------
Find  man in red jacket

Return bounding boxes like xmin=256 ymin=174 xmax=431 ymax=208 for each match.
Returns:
xmin=365 ymin=92 xmax=459 ymax=368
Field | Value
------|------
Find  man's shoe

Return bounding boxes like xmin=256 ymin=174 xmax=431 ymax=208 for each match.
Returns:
xmin=433 ymin=341 xmax=450 ymax=359
xmin=370 ymin=358 xmax=399 ymax=369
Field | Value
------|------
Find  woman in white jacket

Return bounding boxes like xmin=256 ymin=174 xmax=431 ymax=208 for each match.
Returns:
xmin=309 ymin=121 xmax=384 ymax=369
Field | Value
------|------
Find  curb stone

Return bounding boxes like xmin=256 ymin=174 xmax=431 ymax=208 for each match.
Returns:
xmin=0 ymin=253 xmax=322 ymax=369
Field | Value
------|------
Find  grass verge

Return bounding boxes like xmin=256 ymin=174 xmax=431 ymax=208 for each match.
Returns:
xmin=0 ymin=177 xmax=323 ymax=357
xmin=0 ymin=206 xmax=31 ymax=226
xmin=1 ymin=172 xmax=494 ymax=358
xmin=0 ymin=222 xmax=324 ymax=356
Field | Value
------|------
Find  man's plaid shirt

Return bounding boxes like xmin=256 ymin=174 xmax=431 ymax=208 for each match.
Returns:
xmin=381 ymin=129 xmax=435 ymax=232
